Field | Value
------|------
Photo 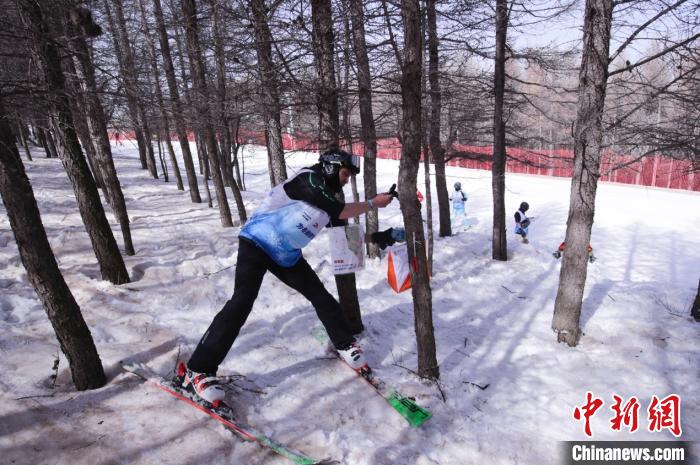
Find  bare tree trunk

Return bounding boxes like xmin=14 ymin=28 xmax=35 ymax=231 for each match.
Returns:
xmin=211 ymin=2 xmax=236 ymax=192
xmin=311 ymin=0 xmax=340 ymax=151
xmin=105 ymin=0 xmax=158 ymax=179
xmin=250 ymin=0 xmax=288 ymax=186
xmin=492 ymin=0 xmax=508 ymax=261
xmin=18 ymin=0 xmax=130 ymax=285
xmin=168 ymin=0 xmax=202 ymax=192
xmin=427 ymin=0 xmax=450 ymax=238
xmin=181 ymin=0 xmax=244 ymax=226
xmin=399 ymin=0 xmax=438 ymax=380
xmin=348 ymin=0 xmax=380 ymax=258
xmin=156 ymin=133 xmax=168 ymax=181
xmin=552 ymin=0 xmax=614 ymax=347
xmin=338 ymin=4 xmax=360 ymax=217
xmin=0 ymin=108 xmax=106 ymax=391
xmin=43 ymin=125 xmax=59 ymax=158
xmin=152 ymin=0 xmax=200 ymax=201
xmin=691 ymin=278 xmax=700 ymax=322
xmin=137 ymin=0 xmax=183 ymax=192
xmin=311 ymin=0 xmax=362 ymax=332
xmin=420 ymin=11 xmax=434 ymax=270
xmin=195 ymin=131 xmax=205 ymax=175
xmin=103 ymin=0 xmax=145 ymax=170
xmin=67 ymin=91 xmax=105 ymax=191
xmin=66 ymin=7 xmax=136 ymax=256
xmin=198 ymin=133 xmax=213 ymax=208
xmin=33 ymin=118 xmax=51 ymax=157
xmin=230 ymin=118 xmax=244 ymax=189
xmin=17 ymin=120 xmax=33 ymax=161
xmin=37 ymin=127 xmax=48 ymax=154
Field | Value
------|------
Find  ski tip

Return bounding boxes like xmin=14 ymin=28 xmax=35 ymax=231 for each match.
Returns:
xmin=385 ymin=391 xmax=432 ymax=427
xmin=120 ymin=360 xmax=158 ymax=380
xmin=309 ymin=458 xmax=336 ymax=465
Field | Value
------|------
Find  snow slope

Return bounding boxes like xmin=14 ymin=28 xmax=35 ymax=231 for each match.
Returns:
xmin=0 ymin=143 xmax=698 ymax=465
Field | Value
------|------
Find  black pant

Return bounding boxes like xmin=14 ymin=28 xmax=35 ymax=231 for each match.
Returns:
xmin=187 ymin=237 xmax=354 ymax=374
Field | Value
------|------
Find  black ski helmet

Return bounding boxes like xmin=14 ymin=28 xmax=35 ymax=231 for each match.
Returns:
xmin=318 ymin=148 xmax=360 ymax=191
xmin=519 ymin=201 xmax=529 ymax=212
xmin=319 ymin=148 xmax=360 ymax=176
xmin=454 ymin=182 xmax=462 ymax=191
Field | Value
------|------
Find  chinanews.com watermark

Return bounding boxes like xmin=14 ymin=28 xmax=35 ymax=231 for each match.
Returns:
xmin=561 ymin=441 xmax=692 ymax=465
xmin=559 ymin=392 xmax=694 ymax=464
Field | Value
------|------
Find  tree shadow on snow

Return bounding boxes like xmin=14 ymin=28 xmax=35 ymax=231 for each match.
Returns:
xmin=579 ymin=278 xmax=616 ymax=331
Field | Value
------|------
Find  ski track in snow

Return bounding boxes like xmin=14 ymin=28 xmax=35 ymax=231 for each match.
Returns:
xmin=0 ymin=143 xmax=698 ymax=465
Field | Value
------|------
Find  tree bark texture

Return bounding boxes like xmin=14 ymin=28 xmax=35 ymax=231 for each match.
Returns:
xmin=251 ymin=0 xmax=288 ymax=187
xmin=17 ymin=120 xmax=33 ymax=161
xmin=105 ymin=0 xmax=158 ymax=178
xmin=552 ymin=0 xmax=614 ymax=347
xmin=311 ymin=0 xmax=340 ymax=151
xmin=422 ymin=126 xmax=434 ymax=269
xmin=348 ymin=0 xmax=380 ymax=259
xmin=19 ymin=0 xmax=130 ymax=285
xmin=0 ymin=108 xmax=106 ymax=390
xmin=67 ymin=92 xmax=105 ymax=191
xmin=211 ymin=2 xmax=236 ymax=191
xmin=399 ymin=0 xmax=439 ymax=380
xmin=338 ymin=7 xmax=360 ymax=212
xmin=426 ymin=0 xmax=451 ymax=238
xmin=691 ymin=278 xmax=700 ymax=322
xmin=420 ymin=36 xmax=434 ymax=270
xmin=136 ymin=0 xmax=184 ymax=192
xmin=311 ymin=0 xmax=362 ymax=331
xmin=152 ymin=0 xmax=200 ymax=202
xmin=181 ymin=0 xmax=244 ymax=226
xmin=44 ymin=126 xmax=59 ymax=158
xmin=66 ymin=9 xmax=136 ymax=255
xmin=491 ymin=0 xmax=508 ymax=261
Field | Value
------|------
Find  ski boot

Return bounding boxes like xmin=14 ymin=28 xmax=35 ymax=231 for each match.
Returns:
xmin=178 ymin=361 xmax=225 ymax=407
xmin=337 ymin=342 xmax=369 ymax=372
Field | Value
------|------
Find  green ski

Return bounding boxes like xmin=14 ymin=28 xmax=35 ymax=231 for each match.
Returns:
xmin=311 ymin=326 xmax=432 ymax=428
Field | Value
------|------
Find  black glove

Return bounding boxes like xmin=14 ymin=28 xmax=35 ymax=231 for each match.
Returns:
xmin=370 ymin=227 xmax=405 ymax=250
xmin=370 ymin=229 xmax=393 ymax=250
xmin=387 ymin=183 xmax=399 ymax=199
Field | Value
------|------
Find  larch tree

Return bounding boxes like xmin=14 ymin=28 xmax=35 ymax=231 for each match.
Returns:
xmin=181 ymin=0 xmax=242 ymax=227
xmin=553 ymin=0 xmax=697 ymax=346
xmin=426 ymin=0 xmax=451 ymax=238
xmin=552 ymin=0 xmax=613 ymax=346
xmin=152 ymin=0 xmax=201 ymax=202
xmin=18 ymin=0 xmax=129 ymax=285
xmin=64 ymin=5 xmax=136 ymax=256
xmin=0 ymin=105 xmax=106 ymax=391
xmin=250 ymin=0 xmax=288 ymax=187
xmin=210 ymin=1 xmax=236 ymax=192
xmin=399 ymin=0 xmax=439 ymax=380
xmin=137 ymin=0 xmax=184 ymax=192
xmin=491 ymin=0 xmax=509 ymax=260
xmin=310 ymin=0 xmax=363 ymax=333
xmin=104 ymin=0 xmax=158 ymax=178
xmin=348 ymin=0 xmax=381 ymax=259
xmin=692 ymin=279 xmax=700 ymax=322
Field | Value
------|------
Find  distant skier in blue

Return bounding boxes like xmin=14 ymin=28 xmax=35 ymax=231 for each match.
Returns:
xmin=514 ymin=201 xmax=531 ymax=243
xmin=450 ymin=182 xmax=469 ymax=231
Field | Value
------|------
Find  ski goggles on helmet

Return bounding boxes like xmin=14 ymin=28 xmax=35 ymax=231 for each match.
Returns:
xmin=319 ymin=150 xmax=361 ymax=175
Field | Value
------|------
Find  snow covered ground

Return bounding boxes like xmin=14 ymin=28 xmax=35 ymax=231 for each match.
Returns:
xmin=0 ymin=142 xmax=698 ymax=465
